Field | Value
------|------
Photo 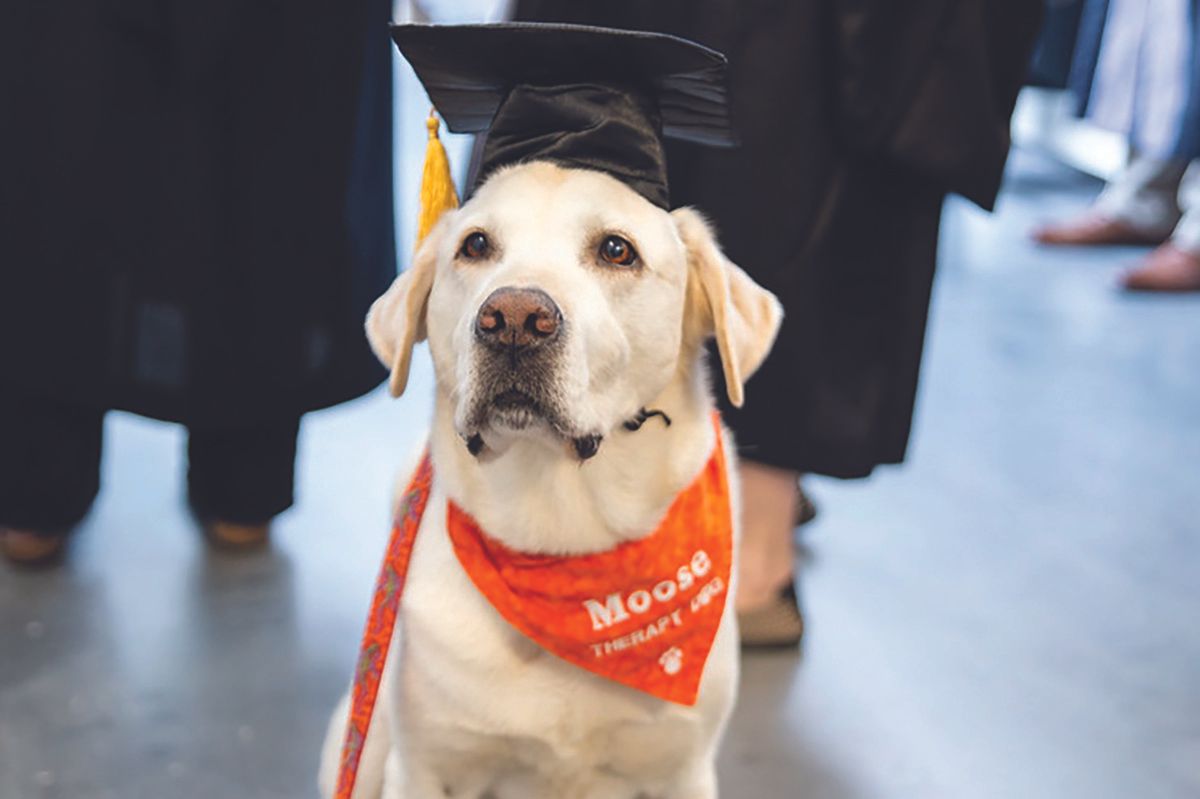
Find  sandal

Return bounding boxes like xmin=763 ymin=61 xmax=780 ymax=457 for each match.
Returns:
xmin=738 ymin=580 xmax=804 ymax=650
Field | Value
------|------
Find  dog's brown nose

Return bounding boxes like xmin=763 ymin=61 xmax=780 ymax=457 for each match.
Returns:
xmin=475 ymin=287 xmax=562 ymax=350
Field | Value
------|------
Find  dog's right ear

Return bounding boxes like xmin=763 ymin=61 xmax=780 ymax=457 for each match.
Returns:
xmin=674 ymin=207 xmax=783 ymax=408
xmin=365 ymin=227 xmax=441 ymax=398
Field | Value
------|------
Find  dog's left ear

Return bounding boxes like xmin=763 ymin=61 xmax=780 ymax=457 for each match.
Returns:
xmin=673 ymin=207 xmax=783 ymax=408
xmin=365 ymin=223 xmax=442 ymax=398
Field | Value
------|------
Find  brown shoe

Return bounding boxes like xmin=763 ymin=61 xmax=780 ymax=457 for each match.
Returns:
xmin=1121 ymin=244 xmax=1200 ymax=292
xmin=738 ymin=581 xmax=804 ymax=650
xmin=201 ymin=520 xmax=271 ymax=551
xmin=1032 ymin=214 xmax=1168 ymax=247
xmin=0 ymin=528 xmax=67 ymax=568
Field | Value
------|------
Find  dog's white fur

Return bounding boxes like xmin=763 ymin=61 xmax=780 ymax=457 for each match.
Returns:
xmin=319 ymin=162 xmax=782 ymax=799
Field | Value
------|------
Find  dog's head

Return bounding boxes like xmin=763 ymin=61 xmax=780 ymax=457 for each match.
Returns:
xmin=366 ymin=162 xmax=781 ymax=458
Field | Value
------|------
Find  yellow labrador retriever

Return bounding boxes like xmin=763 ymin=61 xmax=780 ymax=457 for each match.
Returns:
xmin=319 ymin=160 xmax=781 ymax=799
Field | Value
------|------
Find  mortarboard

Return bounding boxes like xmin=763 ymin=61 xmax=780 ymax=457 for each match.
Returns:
xmin=390 ymin=22 xmax=735 ymax=210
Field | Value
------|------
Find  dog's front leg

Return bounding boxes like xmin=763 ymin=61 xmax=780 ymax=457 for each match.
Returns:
xmin=665 ymin=760 xmax=718 ymax=799
xmin=382 ymin=750 xmax=450 ymax=799
xmin=576 ymin=773 xmax=637 ymax=799
xmin=381 ymin=751 xmax=405 ymax=799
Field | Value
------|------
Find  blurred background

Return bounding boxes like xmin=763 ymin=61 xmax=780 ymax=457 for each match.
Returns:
xmin=1 ymin=1 xmax=1198 ymax=797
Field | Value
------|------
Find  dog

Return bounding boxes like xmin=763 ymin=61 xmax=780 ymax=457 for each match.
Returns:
xmin=318 ymin=159 xmax=782 ymax=799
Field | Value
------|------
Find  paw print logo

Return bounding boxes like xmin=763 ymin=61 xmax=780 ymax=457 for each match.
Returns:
xmin=659 ymin=647 xmax=684 ymax=676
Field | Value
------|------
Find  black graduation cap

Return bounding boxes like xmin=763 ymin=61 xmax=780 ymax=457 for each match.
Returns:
xmin=390 ymin=22 xmax=734 ymax=209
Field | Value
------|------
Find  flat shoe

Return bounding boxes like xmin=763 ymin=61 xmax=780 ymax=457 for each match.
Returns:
xmin=0 ymin=528 xmax=67 ymax=568
xmin=1121 ymin=244 xmax=1200 ymax=292
xmin=1032 ymin=214 xmax=1167 ymax=247
xmin=200 ymin=520 xmax=271 ymax=551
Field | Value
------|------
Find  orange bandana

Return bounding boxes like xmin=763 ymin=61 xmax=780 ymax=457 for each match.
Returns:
xmin=447 ymin=416 xmax=733 ymax=706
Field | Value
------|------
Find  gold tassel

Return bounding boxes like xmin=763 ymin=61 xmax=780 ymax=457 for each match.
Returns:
xmin=416 ymin=110 xmax=460 ymax=246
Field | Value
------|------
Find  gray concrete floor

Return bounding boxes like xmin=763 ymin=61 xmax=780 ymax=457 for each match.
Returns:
xmin=3 ymin=149 xmax=1200 ymax=799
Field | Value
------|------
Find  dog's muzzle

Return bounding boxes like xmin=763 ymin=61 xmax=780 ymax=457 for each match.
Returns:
xmin=465 ymin=286 xmax=607 ymax=461
xmin=465 ymin=286 xmax=570 ymax=436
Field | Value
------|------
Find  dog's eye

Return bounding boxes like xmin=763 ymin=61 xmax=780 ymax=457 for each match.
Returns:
xmin=459 ymin=231 xmax=491 ymax=260
xmin=599 ymin=235 xmax=638 ymax=267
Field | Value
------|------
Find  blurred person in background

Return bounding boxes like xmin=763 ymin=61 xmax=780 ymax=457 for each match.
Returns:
xmin=1033 ymin=0 xmax=1200 ymax=292
xmin=513 ymin=0 xmax=1043 ymax=647
xmin=0 ymin=1 xmax=395 ymax=566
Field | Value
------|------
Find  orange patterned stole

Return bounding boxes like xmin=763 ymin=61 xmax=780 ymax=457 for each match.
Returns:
xmin=334 ymin=453 xmax=432 ymax=799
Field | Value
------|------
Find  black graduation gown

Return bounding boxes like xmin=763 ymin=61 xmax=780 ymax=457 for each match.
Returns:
xmin=0 ymin=0 xmax=395 ymax=428
xmin=514 ymin=0 xmax=1042 ymax=477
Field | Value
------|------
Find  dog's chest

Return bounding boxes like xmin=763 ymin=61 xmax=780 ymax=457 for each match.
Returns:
xmin=395 ymin=495 xmax=704 ymax=759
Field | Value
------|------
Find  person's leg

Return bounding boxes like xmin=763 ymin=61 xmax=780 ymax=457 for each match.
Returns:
xmin=0 ymin=388 xmax=104 ymax=565
xmin=1095 ymin=157 xmax=1188 ymax=233
xmin=1035 ymin=156 xmax=1187 ymax=245
xmin=1122 ymin=159 xmax=1200 ymax=291
xmin=737 ymin=461 xmax=799 ymax=610
xmin=186 ymin=416 xmax=300 ymax=548
xmin=736 ymin=459 xmax=805 ymax=648
xmin=1169 ymin=160 xmax=1200 ymax=252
